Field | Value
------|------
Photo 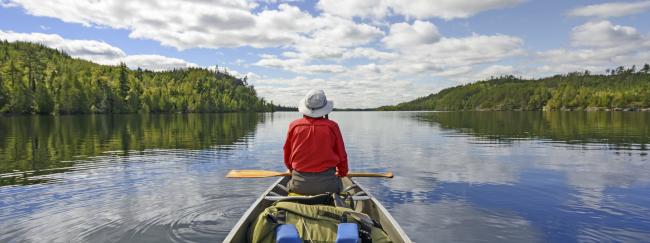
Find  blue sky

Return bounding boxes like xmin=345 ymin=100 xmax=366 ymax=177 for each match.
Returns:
xmin=1 ymin=0 xmax=650 ymax=108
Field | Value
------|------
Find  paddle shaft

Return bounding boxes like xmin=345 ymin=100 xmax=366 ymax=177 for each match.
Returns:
xmin=226 ymin=170 xmax=393 ymax=178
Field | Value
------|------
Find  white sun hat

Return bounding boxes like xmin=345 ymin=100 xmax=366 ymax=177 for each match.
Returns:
xmin=298 ymin=89 xmax=334 ymax=118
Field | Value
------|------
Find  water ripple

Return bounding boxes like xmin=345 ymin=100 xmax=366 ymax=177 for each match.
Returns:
xmin=2 ymin=112 xmax=650 ymax=242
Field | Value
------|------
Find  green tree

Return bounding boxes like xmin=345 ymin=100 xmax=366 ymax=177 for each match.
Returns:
xmin=12 ymin=71 xmax=33 ymax=113
xmin=0 ymin=41 xmax=272 ymax=114
xmin=118 ymin=62 xmax=129 ymax=105
xmin=642 ymin=64 xmax=650 ymax=74
xmin=0 ymin=74 xmax=6 ymax=110
xmin=380 ymin=65 xmax=650 ymax=111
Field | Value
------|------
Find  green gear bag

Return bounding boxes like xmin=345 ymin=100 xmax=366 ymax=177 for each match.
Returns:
xmin=248 ymin=201 xmax=392 ymax=243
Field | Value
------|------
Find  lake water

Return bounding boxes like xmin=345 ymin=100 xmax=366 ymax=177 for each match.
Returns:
xmin=1 ymin=111 xmax=649 ymax=242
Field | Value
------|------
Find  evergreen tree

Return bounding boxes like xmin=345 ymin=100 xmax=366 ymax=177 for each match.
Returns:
xmin=0 ymin=41 xmax=272 ymax=114
xmin=119 ymin=62 xmax=129 ymax=101
xmin=380 ymin=66 xmax=650 ymax=111
xmin=642 ymin=64 xmax=650 ymax=74
xmin=616 ymin=66 xmax=625 ymax=75
xmin=0 ymin=74 xmax=5 ymax=110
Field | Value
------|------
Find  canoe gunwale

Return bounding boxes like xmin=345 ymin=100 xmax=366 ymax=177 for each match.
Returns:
xmin=222 ymin=177 xmax=284 ymax=242
xmin=222 ymin=176 xmax=412 ymax=243
xmin=348 ymin=177 xmax=412 ymax=243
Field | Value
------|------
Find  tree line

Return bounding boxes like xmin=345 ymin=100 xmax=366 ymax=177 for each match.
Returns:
xmin=379 ymin=65 xmax=650 ymax=111
xmin=0 ymin=41 xmax=275 ymax=114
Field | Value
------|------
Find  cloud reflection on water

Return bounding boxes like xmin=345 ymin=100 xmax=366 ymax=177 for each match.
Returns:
xmin=1 ymin=111 xmax=650 ymax=242
xmin=335 ymin=111 xmax=650 ymax=242
xmin=391 ymin=200 xmax=543 ymax=243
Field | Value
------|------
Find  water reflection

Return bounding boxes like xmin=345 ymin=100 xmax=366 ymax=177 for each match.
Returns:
xmin=0 ymin=149 xmax=274 ymax=242
xmin=373 ymin=111 xmax=650 ymax=242
xmin=0 ymin=113 xmax=263 ymax=186
xmin=331 ymin=111 xmax=650 ymax=242
xmin=1 ymin=111 xmax=649 ymax=242
xmin=0 ymin=113 xmax=270 ymax=242
xmin=391 ymin=201 xmax=543 ymax=243
xmin=415 ymin=111 xmax=650 ymax=149
xmin=406 ymin=111 xmax=650 ymax=196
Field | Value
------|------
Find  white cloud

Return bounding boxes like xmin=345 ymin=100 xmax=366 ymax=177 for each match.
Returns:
xmin=388 ymin=0 xmax=524 ymax=20
xmin=254 ymin=55 xmax=302 ymax=69
xmin=251 ymin=32 xmax=525 ymax=107
xmin=430 ymin=66 xmax=474 ymax=78
xmin=251 ymin=31 xmax=527 ymax=106
xmin=0 ymin=31 xmax=204 ymax=71
xmin=317 ymin=0 xmax=524 ymax=20
xmin=383 ymin=34 xmax=525 ymax=74
xmin=0 ymin=0 xmax=18 ymax=7
xmin=569 ymin=1 xmax=650 ymax=18
xmin=316 ymin=0 xmax=389 ymax=20
xmin=476 ymin=65 xmax=516 ymax=77
xmin=429 ymin=65 xmax=520 ymax=83
xmin=297 ymin=64 xmax=346 ymax=73
xmin=462 ymin=65 xmax=521 ymax=82
xmin=383 ymin=21 xmax=441 ymax=49
xmin=283 ymin=16 xmax=385 ymax=61
xmin=292 ymin=43 xmax=347 ymax=59
xmin=391 ymin=201 xmax=541 ymax=242
xmin=0 ymin=30 xmax=125 ymax=62
xmin=254 ymin=55 xmax=346 ymax=73
xmin=2 ymin=1 xmax=387 ymax=51
xmin=252 ymin=74 xmax=432 ymax=108
xmin=120 ymin=55 xmax=198 ymax=71
xmin=9 ymin=0 xmax=650 ymax=108
xmin=342 ymin=47 xmax=398 ymax=60
xmin=536 ymin=21 xmax=650 ymax=75
xmin=424 ymin=35 xmax=525 ymax=65
xmin=1 ymin=1 xmax=297 ymax=49
xmin=1 ymin=0 xmax=532 ymax=108
xmin=310 ymin=19 xmax=384 ymax=47
xmin=571 ymin=21 xmax=642 ymax=47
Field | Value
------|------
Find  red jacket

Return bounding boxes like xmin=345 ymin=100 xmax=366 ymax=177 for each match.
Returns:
xmin=283 ymin=116 xmax=349 ymax=176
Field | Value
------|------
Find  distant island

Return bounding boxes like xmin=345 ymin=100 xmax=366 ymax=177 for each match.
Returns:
xmin=0 ymin=41 xmax=276 ymax=114
xmin=379 ymin=66 xmax=650 ymax=111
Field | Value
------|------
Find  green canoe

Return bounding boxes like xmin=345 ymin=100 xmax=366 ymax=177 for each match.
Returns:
xmin=223 ymin=176 xmax=412 ymax=242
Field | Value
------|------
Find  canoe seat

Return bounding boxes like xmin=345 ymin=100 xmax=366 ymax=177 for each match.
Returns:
xmin=342 ymin=184 xmax=359 ymax=193
xmin=264 ymin=196 xmax=370 ymax=201
xmin=275 ymin=184 xmax=289 ymax=193
xmin=351 ymin=191 xmax=367 ymax=197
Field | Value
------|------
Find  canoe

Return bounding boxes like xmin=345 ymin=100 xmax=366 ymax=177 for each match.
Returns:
xmin=223 ymin=176 xmax=412 ymax=243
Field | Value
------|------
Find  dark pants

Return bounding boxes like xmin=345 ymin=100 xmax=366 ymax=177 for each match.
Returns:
xmin=288 ymin=168 xmax=342 ymax=195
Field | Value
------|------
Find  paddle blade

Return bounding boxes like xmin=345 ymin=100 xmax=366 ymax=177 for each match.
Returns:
xmin=226 ymin=170 xmax=290 ymax=178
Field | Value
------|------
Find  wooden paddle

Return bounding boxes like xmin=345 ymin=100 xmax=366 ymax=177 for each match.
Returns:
xmin=226 ymin=170 xmax=393 ymax=178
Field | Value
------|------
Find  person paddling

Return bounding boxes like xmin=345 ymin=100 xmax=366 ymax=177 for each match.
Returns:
xmin=283 ymin=89 xmax=349 ymax=195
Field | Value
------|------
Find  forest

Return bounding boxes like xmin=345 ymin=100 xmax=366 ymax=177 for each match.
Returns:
xmin=379 ymin=66 xmax=650 ymax=111
xmin=0 ymin=41 xmax=274 ymax=114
